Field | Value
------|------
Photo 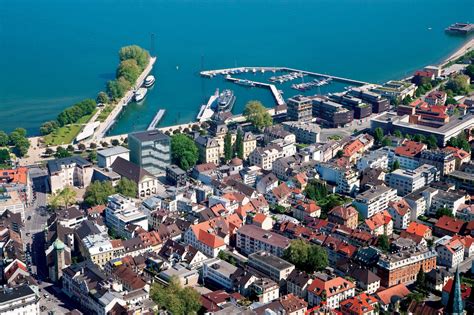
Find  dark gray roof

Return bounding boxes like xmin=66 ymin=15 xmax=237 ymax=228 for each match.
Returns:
xmin=129 ymin=130 xmax=169 ymax=143
xmin=350 ymin=268 xmax=381 ymax=284
xmin=111 ymin=157 xmax=155 ymax=184
xmin=97 ymin=146 xmax=129 ymax=158
xmin=76 ymin=220 xmax=102 ymax=239
xmin=0 ymin=284 xmax=35 ymax=303
xmin=167 ymin=164 xmax=186 ymax=176
xmin=47 ymin=156 xmax=91 ymax=174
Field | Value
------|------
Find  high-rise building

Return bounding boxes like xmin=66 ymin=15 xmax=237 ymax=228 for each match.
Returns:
xmin=287 ymin=95 xmax=313 ymax=122
xmin=128 ymin=130 xmax=171 ymax=176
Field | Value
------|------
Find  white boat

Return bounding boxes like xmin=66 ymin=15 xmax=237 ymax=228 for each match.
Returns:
xmin=134 ymin=88 xmax=148 ymax=102
xmin=144 ymin=75 xmax=155 ymax=87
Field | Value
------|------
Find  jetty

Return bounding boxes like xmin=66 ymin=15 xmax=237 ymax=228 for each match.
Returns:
xmin=225 ymin=77 xmax=286 ymax=106
xmin=201 ymin=66 xmax=369 ymax=86
xmin=94 ymin=56 xmax=157 ymax=140
xmin=147 ymin=109 xmax=166 ymax=130
xmin=197 ymin=90 xmax=219 ymax=122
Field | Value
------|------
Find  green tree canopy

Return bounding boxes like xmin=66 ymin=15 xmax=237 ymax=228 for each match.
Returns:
xmin=97 ymin=91 xmax=109 ymax=104
xmin=283 ymin=239 xmax=328 ymax=273
xmin=381 ymin=137 xmax=392 ymax=147
xmin=40 ymin=121 xmax=59 ymax=135
xmin=436 ymin=207 xmax=453 ymax=218
xmin=55 ymin=147 xmax=72 ymax=158
xmin=117 ymin=59 xmax=141 ymax=84
xmin=116 ymin=178 xmax=138 ymax=198
xmin=119 ymin=45 xmax=150 ymax=70
xmin=392 ymin=159 xmax=400 ymax=171
xmin=107 ymin=76 xmax=132 ymax=100
xmin=171 ymin=134 xmax=199 ymax=171
xmin=0 ymin=149 xmax=10 ymax=164
xmin=393 ymin=130 xmax=403 ymax=138
xmin=84 ymin=181 xmax=116 ymax=206
xmin=235 ymin=129 xmax=244 ymax=159
xmin=374 ymin=127 xmax=384 ymax=144
xmin=377 ymin=234 xmax=390 ymax=252
xmin=59 ymin=186 xmax=77 ymax=208
xmin=446 ymin=74 xmax=471 ymax=95
xmin=243 ymin=101 xmax=272 ymax=131
xmin=150 ymin=276 xmax=201 ymax=315
xmin=0 ymin=131 xmax=8 ymax=147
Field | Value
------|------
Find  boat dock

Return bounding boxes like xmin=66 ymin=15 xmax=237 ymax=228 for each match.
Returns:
xmin=147 ymin=109 xmax=166 ymax=130
xmin=201 ymin=66 xmax=369 ymax=86
xmin=225 ymin=77 xmax=286 ymax=106
xmin=197 ymin=89 xmax=219 ymax=122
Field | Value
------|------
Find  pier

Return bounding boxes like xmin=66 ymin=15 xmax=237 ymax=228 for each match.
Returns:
xmin=94 ymin=56 xmax=157 ymax=140
xmin=225 ymin=77 xmax=286 ymax=106
xmin=201 ymin=66 xmax=369 ymax=86
xmin=147 ymin=109 xmax=166 ymax=130
xmin=196 ymin=89 xmax=219 ymax=122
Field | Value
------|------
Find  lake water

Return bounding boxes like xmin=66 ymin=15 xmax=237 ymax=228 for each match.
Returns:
xmin=0 ymin=0 xmax=472 ymax=135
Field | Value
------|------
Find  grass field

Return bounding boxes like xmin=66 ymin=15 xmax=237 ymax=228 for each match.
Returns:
xmin=43 ymin=124 xmax=83 ymax=145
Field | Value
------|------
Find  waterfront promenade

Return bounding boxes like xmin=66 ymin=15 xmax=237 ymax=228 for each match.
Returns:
xmin=440 ymin=38 xmax=474 ymax=67
xmin=94 ymin=56 xmax=157 ymax=139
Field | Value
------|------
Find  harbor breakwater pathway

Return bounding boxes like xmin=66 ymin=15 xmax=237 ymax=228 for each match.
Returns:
xmin=0 ymin=0 xmax=473 ymax=135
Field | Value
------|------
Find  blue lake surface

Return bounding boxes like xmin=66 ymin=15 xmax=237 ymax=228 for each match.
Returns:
xmin=0 ymin=0 xmax=472 ymax=135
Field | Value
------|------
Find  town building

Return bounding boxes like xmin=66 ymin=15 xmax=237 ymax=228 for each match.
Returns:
xmin=349 ymin=268 xmax=381 ymax=294
xmin=202 ymin=258 xmax=238 ymax=290
xmin=165 ymin=164 xmax=187 ymax=186
xmin=356 ymin=150 xmax=389 ymax=172
xmin=97 ymin=146 xmax=130 ymax=168
xmin=327 ymin=205 xmax=359 ymax=229
xmin=287 ymin=95 xmax=313 ymax=122
xmin=104 ymin=194 xmax=148 ymax=238
xmin=425 ymin=90 xmax=447 ymax=106
xmin=0 ymin=284 xmax=39 ymax=315
xmin=316 ymin=162 xmax=360 ymax=195
xmin=387 ymin=199 xmax=411 ymax=230
xmin=195 ymin=136 xmax=220 ymax=164
xmin=434 ymin=216 xmax=466 ymax=237
xmin=111 ymin=157 xmax=161 ymax=198
xmin=0 ymin=190 xmax=25 ymax=221
xmin=353 ymin=185 xmax=397 ymax=218
xmin=79 ymin=233 xmax=115 ymax=267
xmin=236 ymin=224 xmax=290 ymax=257
xmin=286 ymin=270 xmax=313 ymax=299
xmin=249 ymin=145 xmax=282 ymax=170
xmin=348 ymin=88 xmax=390 ymax=113
xmin=311 ymin=95 xmax=353 ymax=127
xmin=248 ymin=251 xmax=295 ymax=283
xmin=340 ymin=293 xmax=378 ymax=315
xmin=372 ymin=80 xmax=416 ymax=101
xmin=419 ymin=149 xmax=456 ymax=176
xmin=436 ymin=237 xmax=465 ymax=269
xmin=385 ymin=164 xmax=439 ymax=196
xmin=282 ymin=121 xmax=321 ymax=144
xmin=376 ymin=238 xmax=437 ymax=287
xmin=307 ymin=276 xmax=356 ymax=309
xmin=128 ymin=130 xmax=171 ymax=176
xmin=47 ymin=156 xmax=93 ymax=193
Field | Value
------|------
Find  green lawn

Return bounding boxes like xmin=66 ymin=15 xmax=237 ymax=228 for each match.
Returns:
xmin=97 ymin=105 xmax=115 ymax=122
xmin=43 ymin=124 xmax=83 ymax=145
xmin=76 ymin=109 xmax=98 ymax=124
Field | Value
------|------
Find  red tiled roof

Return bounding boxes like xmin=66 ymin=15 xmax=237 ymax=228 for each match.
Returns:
xmin=198 ymin=230 xmax=225 ymax=248
xmin=253 ymin=213 xmax=268 ymax=224
xmin=376 ymin=284 xmax=410 ymax=305
xmin=364 ymin=211 xmax=392 ymax=230
xmin=442 ymin=279 xmax=471 ymax=299
xmin=340 ymin=293 xmax=377 ymax=315
xmin=0 ymin=167 xmax=28 ymax=185
xmin=406 ymin=222 xmax=431 ymax=238
xmin=307 ymin=276 xmax=355 ymax=298
xmin=343 ymin=140 xmax=365 ymax=157
xmin=329 ymin=206 xmax=358 ymax=220
xmin=434 ymin=216 xmax=465 ymax=234
xmin=389 ymin=199 xmax=411 ymax=216
xmin=394 ymin=140 xmax=426 ymax=157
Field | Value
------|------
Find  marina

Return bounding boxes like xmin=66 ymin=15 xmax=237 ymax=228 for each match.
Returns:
xmin=225 ymin=76 xmax=286 ymax=106
xmin=147 ymin=109 xmax=166 ymax=131
xmin=291 ymin=78 xmax=332 ymax=91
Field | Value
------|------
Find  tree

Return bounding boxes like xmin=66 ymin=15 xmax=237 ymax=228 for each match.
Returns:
xmin=415 ymin=268 xmax=427 ymax=292
xmin=111 ymin=139 xmax=120 ymax=146
xmin=402 ymin=95 xmax=413 ymax=105
xmin=466 ymin=64 xmax=474 ymax=81
xmin=283 ymin=239 xmax=328 ymax=273
xmin=44 ymin=148 xmax=54 ymax=155
xmin=377 ymin=234 xmax=390 ymax=252
xmin=8 ymin=128 xmax=29 ymax=157
xmin=374 ymin=127 xmax=384 ymax=144
xmin=77 ymin=143 xmax=86 ymax=151
xmin=40 ymin=121 xmax=58 ymax=135
xmin=116 ymin=178 xmax=137 ymax=198
xmin=48 ymin=193 xmax=61 ymax=210
xmin=0 ymin=149 xmax=10 ymax=164
xmin=107 ymin=76 xmax=131 ymax=100
xmin=274 ymin=204 xmax=287 ymax=214
xmin=84 ymin=181 xmax=116 ymax=206
xmin=436 ymin=207 xmax=453 ymax=218
xmin=0 ymin=131 xmax=8 ymax=147
xmin=59 ymin=186 xmax=77 ymax=208
xmin=336 ymin=150 xmax=344 ymax=158
xmin=381 ymin=137 xmax=392 ymax=147
xmin=224 ymin=132 xmax=233 ymax=162
xmin=118 ymin=45 xmax=150 ymax=70
xmin=426 ymin=135 xmax=438 ymax=149
xmin=392 ymin=159 xmax=400 ymax=171
xmin=88 ymin=151 xmax=97 ymax=162
xmin=393 ymin=130 xmax=403 ymax=138
xmin=96 ymin=91 xmax=109 ymax=105
xmin=67 ymin=144 xmax=75 ymax=152
xmin=243 ymin=101 xmax=272 ymax=131
xmin=171 ymin=134 xmax=199 ymax=171
xmin=55 ymin=147 xmax=72 ymax=158
xmin=117 ymin=59 xmax=141 ymax=84
xmin=150 ymin=276 xmax=201 ymax=315
xmin=304 ymin=180 xmax=328 ymax=201
xmin=235 ymin=129 xmax=244 ymax=159
xmin=446 ymin=74 xmax=470 ymax=95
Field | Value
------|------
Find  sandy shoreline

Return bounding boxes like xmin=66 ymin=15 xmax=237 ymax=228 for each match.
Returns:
xmin=441 ymin=37 xmax=474 ymax=66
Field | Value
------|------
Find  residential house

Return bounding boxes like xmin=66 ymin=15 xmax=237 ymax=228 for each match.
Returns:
xmin=361 ymin=210 xmax=393 ymax=236
xmin=111 ymin=157 xmax=161 ymax=198
xmin=236 ymin=224 xmax=290 ymax=257
xmin=353 ymin=185 xmax=397 ymax=218
xmin=307 ymin=276 xmax=356 ymax=309
xmin=47 ymin=156 xmax=93 ymax=193
xmin=327 ymin=205 xmax=359 ymax=229
xmin=388 ymin=199 xmax=411 ymax=230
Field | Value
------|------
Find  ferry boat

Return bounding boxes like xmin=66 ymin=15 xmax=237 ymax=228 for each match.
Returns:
xmin=144 ymin=75 xmax=155 ymax=87
xmin=216 ymin=89 xmax=236 ymax=112
xmin=134 ymin=88 xmax=148 ymax=102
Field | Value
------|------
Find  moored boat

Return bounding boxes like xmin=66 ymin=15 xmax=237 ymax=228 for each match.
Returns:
xmin=134 ymin=88 xmax=148 ymax=102
xmin=144 ymin=75 xmax=155 ymax=87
